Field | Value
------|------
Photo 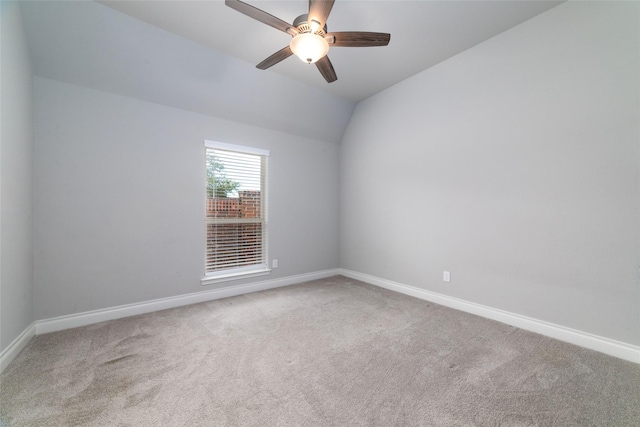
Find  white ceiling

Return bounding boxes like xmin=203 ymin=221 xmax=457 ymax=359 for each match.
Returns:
xmin=99 ymin=0 xmax=562 ymax=102
xmin=19 ymin=0 xmax=563 ymax=143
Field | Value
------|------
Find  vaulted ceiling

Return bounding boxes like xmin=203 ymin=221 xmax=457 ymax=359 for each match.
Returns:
xmin=100 ymin=1 xmax=562 ymax=102
xmin=19 ymin=1 xmax=562 ymax=143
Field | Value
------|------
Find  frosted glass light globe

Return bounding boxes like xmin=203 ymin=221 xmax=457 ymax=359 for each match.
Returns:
xmin=289 ymin=33 xmax=329 ymax=64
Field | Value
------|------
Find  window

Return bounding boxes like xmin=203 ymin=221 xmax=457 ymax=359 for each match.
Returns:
xmin=202 ymin=140 xmax=269 ymax=284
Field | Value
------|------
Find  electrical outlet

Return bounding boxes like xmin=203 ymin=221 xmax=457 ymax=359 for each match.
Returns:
xmin=272 ymin=259 xmax=278 ymax=268
xmin=443 ymin=271 xmax=451 ymax=282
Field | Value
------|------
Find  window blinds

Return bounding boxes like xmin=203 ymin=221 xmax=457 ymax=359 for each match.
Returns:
xmin=204 ymin=141 xmax=268 ymax=275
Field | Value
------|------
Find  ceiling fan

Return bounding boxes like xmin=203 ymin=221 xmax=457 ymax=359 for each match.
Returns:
xmin=225 ymin=0 xmax=391 ymax=83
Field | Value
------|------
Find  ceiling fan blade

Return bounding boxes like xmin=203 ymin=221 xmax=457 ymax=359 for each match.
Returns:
xmin=225 ymin=0 xmax=293 ymax=34
xmin=316 ymin=56 xmax=337 ymax=83
xmin=308 ymin=0 xmax=335 ymax=27
xmin=256 ymin=46 xmax=293 ymax=70
xmin=326 ymin=32 xmax=391 ymax=47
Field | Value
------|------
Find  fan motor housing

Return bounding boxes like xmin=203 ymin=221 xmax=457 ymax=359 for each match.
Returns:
xmin=292 ymin=14 xmax=327 ymax=35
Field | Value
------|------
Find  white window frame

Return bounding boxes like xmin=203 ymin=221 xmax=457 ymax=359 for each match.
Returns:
xmin=201 ymin=140 xmax=270 ymax=285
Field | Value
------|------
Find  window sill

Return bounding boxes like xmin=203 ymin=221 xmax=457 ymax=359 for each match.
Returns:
xmin=201 ymin=268 xmax=271 ymax=286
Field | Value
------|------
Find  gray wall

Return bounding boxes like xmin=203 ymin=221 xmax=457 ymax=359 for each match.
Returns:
xmin=0 ymin=1 xmax=35 ymax=352
xmin=340 ymin=1 xmax=640 ymax=345
xmin=34 ymin=77 xmax=339 ymax=320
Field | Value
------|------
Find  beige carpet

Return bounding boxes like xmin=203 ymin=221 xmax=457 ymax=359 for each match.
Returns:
xmin=1 ymin=276 xmax=639 ymax=426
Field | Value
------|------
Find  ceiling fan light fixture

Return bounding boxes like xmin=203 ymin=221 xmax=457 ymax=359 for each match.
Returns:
xmin=289 ymin=33 xmax=329 ymax=64
xmin=226 ymin=0 xmax=390 ymax=83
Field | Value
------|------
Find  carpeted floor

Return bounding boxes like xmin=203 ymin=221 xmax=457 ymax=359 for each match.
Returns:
xmin=1 ymin=276 xmax=639 ymax=426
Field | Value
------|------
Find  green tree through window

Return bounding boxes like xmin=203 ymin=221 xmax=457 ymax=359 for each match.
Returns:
xmin=206 ymin=153 xmax=241 ymax=198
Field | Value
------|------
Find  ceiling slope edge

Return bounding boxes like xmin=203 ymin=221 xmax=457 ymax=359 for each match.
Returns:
xmin=20 ymin=1 xmax=355 ymax=144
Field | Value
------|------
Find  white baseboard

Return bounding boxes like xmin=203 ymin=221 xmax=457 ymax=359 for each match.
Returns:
xmin=35 ymin=269 xmax=340 ymax=335
xmin=0 ymin=323 xmax=36 ymax=373
xmin=339 ymin=269 xmax=640 ymax=364
xmin=5 ymin=268 xmax=637 ymax=375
